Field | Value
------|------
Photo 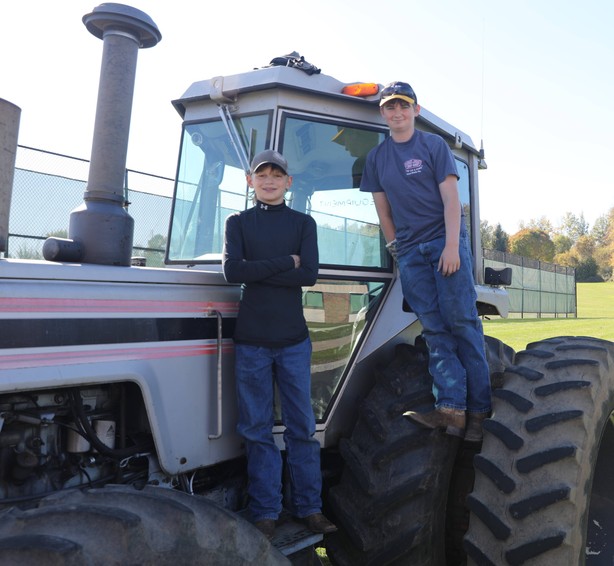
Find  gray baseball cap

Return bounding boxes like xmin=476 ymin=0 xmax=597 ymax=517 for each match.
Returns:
xmin=250 ymin=149 xmax=289 ymax=175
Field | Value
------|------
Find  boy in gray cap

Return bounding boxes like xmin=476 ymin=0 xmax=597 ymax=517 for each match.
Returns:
xmin=223 ymin=149 xmax=337 ymax=539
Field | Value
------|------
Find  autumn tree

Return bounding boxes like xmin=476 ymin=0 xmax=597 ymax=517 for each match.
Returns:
xmin=508 ymin=228 xmax=555 ymax=262
xmin=555 ymin=208 xmax=614 ymax=281
xmin=490 ymin=208 xmax=613 ymax=281
xmin=574 ymin=235 xmax=595 ymax=259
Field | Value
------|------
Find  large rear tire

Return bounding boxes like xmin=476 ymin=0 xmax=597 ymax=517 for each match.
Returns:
xmin=464 ymin=336 xmax=614 ymax=566
xmin=0 ymin=484 xmax=289 ymax=565
xmin=325 ymin=341 xmax=461 ymax=566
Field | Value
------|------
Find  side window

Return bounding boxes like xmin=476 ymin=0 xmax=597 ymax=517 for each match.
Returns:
xmin=456 ymin=158 xmax=471 ymax=243
xmin=167 ymin=114 xmax=270 ymax=262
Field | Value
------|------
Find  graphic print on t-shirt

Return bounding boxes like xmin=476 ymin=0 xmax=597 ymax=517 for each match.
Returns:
xmin=404 ymin=159 xmax=423 ymax=176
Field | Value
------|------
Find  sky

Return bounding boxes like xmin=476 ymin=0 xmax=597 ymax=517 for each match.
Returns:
xmin=2 ymin=0 xmax=613 ymax=235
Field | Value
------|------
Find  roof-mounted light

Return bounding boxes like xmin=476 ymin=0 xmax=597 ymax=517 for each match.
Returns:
xmin=342 ymin=83 xmax=379 ymax=97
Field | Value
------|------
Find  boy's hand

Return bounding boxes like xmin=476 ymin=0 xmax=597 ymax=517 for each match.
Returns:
xmin=385 ymin=239 xmax=398 ymax=262
xmin=438 ymin=246 xmax=460 ymax=276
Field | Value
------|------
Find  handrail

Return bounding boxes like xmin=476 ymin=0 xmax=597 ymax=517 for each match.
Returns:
xmin=206 ymin=309 xmax=224 ymax=439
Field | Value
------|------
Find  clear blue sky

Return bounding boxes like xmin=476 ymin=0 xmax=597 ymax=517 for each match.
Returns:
xmin=2 ymin=0 xmax=613 ymax=234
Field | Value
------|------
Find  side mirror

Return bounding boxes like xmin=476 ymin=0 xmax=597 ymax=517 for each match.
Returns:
xmin=485 ymin=267 xmax=512 ymax=287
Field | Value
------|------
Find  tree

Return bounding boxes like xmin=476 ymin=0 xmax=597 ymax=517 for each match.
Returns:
xmin=593 ymin=246 xmax=612 ymax=281
xmin=594 ymin=207 xmax=614 ymax=280
xmin=480 ymin=221 xmax=508 ymax=252
xmin=480 ymin=220 xmax=495 ymax=250
xmin=10 ymin=229 xmax=69 ymax=260
xmin=574 ymin=235 xmax=595 ymax=259
xmin=508 ymin=229 xmax=555 ymax=262
xmin=520 ymin=216 xmax=554 ymax=236
xmin=492 ymin=223 xmax=509 ymax=252
xmin=575 ymin=257 xmax=600 ymax=282
xmin=142 ymin=233 xmax=167 ymax=268
xmin=13 ymin=244 xmax=42 ymax=260
xmin=487 ymin=207 xmax=614 ymax=281
xmin=558 ymin=212 xmax=589 ymax=244
xmin=555 ymin=235 xmax=603 ymax=281
xmin=552 ymin=233 xmax=573 ymax=255
xmin=554 ymin=248 xmax=576 ymax=268
xmin=590 ymin=213 xmax=611 ymax=247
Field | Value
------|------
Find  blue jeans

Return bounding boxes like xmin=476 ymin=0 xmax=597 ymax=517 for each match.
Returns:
xmin=397 ymin=234 xmax=491 ymax=414
xmin=234 ymin=337 xmax=322 ymax=522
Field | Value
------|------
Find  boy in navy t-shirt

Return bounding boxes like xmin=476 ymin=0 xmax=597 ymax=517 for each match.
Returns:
xmin=360 ymin=82 xmax=491 ymax=442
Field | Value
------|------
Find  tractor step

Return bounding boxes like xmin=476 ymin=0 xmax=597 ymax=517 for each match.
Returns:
xmin=272 ymin=511 xmax=324 ymax=558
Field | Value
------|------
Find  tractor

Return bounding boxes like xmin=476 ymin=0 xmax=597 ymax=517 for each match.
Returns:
xmin=0 ymin=4 xmax=612 ymax=565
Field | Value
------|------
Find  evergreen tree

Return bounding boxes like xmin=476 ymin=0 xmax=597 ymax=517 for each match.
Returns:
xmin=492 ymin=223 xmax=509 ymax=252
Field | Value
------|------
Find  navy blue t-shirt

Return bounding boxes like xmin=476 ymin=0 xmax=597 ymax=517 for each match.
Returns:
xmin=360 ymin=129 xmax=460 ymax=253
xmin=222 ymin=200 xmax=318 ymax=348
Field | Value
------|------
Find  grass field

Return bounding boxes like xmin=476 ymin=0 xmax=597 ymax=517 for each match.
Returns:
xmin=482 ymin=281 xmax=614 ymax=353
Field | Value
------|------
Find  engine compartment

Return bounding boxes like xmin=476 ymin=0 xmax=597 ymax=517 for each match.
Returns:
xmin=0 ymin=383 xmax=152 ymax=506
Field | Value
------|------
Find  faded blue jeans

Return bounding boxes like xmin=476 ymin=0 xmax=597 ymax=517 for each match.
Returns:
xmin=397 ymin=234 xmax=491 ymax=414
xmin=234 ymin=337 xmax=322 ymax=522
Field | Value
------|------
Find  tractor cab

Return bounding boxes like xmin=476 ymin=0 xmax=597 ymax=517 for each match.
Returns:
xmin=166 ymin=63 xmax=508 ymax=436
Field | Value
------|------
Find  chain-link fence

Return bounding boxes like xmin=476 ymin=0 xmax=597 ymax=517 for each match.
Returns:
xmin=5 ymin=145 xmax=173 ymax=266
xmin=484 ymin=249 xmax=576 ymax=317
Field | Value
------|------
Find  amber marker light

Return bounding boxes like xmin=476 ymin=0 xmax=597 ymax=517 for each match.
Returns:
xmin=341 ymin=83 xmax=379 ymax=97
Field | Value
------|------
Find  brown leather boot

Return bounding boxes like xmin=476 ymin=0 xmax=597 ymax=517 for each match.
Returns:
xmin=254 ymin=519 xmax=276 ymax=540
xmin=403 ymin=407 xmax=466 ymax=437
xmin=297 ymin=513 xmax=338 ymax=534
xmin=464 ymin=412 xmax=488 ymax=443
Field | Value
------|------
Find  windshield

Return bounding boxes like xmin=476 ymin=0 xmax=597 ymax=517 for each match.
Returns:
xmin=168 ymin=112 xmax=473 ymax=268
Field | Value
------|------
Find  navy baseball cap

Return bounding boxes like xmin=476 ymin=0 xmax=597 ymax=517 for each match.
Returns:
xmin=379 ymin=81 xmax=417 ymax=107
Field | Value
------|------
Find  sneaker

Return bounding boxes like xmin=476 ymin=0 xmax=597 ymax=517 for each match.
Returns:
xmin=254 ymin=519 xmax=276 ymax=540
xmin=403 ymin=407 xmax=466 ymax=437
xmin=297 ymin=513 xmax=338 ymax=534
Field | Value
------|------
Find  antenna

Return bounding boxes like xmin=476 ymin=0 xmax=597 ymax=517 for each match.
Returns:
xmin=481 ymin=16 xmax=486 ymax=143
xmin=478 ymin=16 xmax=488 ymax=170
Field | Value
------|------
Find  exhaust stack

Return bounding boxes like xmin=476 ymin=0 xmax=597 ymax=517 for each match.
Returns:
xmin=0 ymin=99 xmax=21 ymax=254
xmin=43 ymin=3 xmax=161 ymax=265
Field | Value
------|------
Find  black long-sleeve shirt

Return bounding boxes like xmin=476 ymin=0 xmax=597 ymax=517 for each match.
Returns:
xmin=222 ymin=200 xmax=319 ymax=347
